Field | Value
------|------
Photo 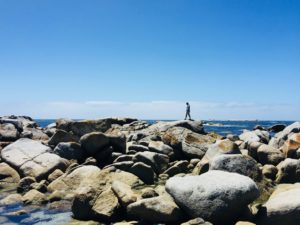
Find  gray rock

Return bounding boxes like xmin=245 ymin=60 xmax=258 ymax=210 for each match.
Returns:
xmin=257 ymin=144 xmax=284 ymax=165
xmin=0 ymin=162 xmax=20 ymax=188
xmin=166 ymin=171 xmax=260 ymax=225
xmin=268 ymin=124 xmax=286 ymax=133
xmin=127 ymin=196 xmax=183 ymax=223
xmin=91 ymin=188 xmax=120 ymax=220
xmin=204 ymin=139 xmax=241 ymax=161
xmin=48 ymin=130 xmax=79 ymax=146
xmin=128 ymin=144 xmax=149 ymax=152
xmin=163 ymin=127 xmax=217 ymax=159
xmin=148 ymin=141 xmax=175 ymax=159
xmin=22 ymin=189 xmax=47 ymax=205
xmin=163 ymin=160 xmax=189 ymax=177
xmin=0 ymin=193 xmax=23 ymax=205
xmin=22 ymin=128 xmax=49 ymax=141
xmin=0 ymin=123 xmax=20 ymax=141
xmin=181 ymin=217 xmax=213 ymax=225
xmin=133 ymin=151 xmax=169 ymax=174
xmin=276 ymin=158 xmax=300 ymax=183
xmin=48 ymin=169 xmax=64 ymax=182
xmin=141 ymin=187 xmax=159 ymax=199
xmin=209 ymin=154 xmax=261 ymax=180
xmin=262 ymin=164 xmax=278 ymax=180
xmin=129 ymin=162 xmax=155 ymax=184
xmin=270 ymin=122 xmax=300 ymax=148
xmin=54 ymin=142 xmax=85 ymax=161
xmin=80 ymin=132 xmax=110 ymax=156
xmin=258 ymin=187 xmax=300 ymax=225
xmin=17 ymin=176 xmax=36 ymax=193
xmin=111 ymin=180 xmax=137 ymax=207
xmin=1 ymin=138 xmax=69 ymax=180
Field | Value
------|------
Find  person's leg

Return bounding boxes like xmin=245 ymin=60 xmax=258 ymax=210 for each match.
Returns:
xmin=185 ymin=112 xmax=187 ymax=120
xmin=188 ymin=112 xmax=191 ymax=120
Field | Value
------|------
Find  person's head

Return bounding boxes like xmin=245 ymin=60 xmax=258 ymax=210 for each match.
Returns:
xmin=186 ymin=102 xmax=189 ymax=105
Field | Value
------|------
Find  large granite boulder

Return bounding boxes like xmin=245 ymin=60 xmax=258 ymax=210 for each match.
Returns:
xmin=239 ymin=130 xmax=270 ymax=145
xmin=258 ymin=186 xmax=300 ymax=225
xmin=80 ymin=132 xmax=110 ymax=156
xmin=48 ymin=166 xmax=142 ymax=195
xmin=54 ymin=142 xmax=85 ymax=161
xmin=269 ymin=122 xmax=300 ymax=148
xmin=127 ymin=196 xmax=183 ymax=223
xmin=56 ymin=118 xmax=137 ymax=138
xmin=133 ymin=151 xmax=169 ymax=174
xmin=0 ymin=162 xmax=20 ymax=188
xmin=275 ymin=158 xmax=300 ymax=183
xmin=209 ymin=154 xmax=261 ymax=180
xmin=162 ymin=127 xmax=217 ymax=159
xmin=204 ymin=139 xmax=241 ymax=161
xmin=48 ymin=130 xmax=79 ymax=146
xmin=21 ymin=127 xmax=49 ymax=141
xmin=1 ymin=138 xmax=69 ymax=180
xmin=257 ymin=144 xmax=284 ymax=165
xmin=281 ymin=133 xmax=300 ymax=158
xmin=148 ymin=141 xmax=175 ymax=159
xmin=111 ymin=181 xmax=137 ymax=207
xmin=166 ymin=171 xmax=260 ymax=225
xmin=0 ymin=123 xmax=20 ymax=141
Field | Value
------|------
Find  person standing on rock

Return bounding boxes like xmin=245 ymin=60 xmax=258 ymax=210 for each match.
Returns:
xmin=185 ymin=102 xmax=192 ymax=120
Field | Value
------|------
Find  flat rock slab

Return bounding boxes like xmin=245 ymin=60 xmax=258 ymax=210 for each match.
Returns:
xmin=1 ymin=138 xmax=68 ymax=180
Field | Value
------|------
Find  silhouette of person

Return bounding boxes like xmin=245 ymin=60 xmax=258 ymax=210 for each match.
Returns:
xmin=185 ymin=102 xmax=191 ymax=120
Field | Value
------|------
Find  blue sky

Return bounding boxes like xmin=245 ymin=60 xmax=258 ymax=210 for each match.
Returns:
xmin=0 ymin=0 xmax=299 ymax=120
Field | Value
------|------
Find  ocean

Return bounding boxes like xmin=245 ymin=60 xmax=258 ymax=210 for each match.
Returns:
xmin=35 ymin=119 xmax=295 ymax=136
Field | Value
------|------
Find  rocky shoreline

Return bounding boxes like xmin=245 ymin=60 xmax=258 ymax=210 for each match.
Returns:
xmin=0 ymin=115 xmax=300 ymax=225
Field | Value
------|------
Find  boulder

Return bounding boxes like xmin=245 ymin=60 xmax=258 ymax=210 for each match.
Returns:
xmin=257 ymin=144 xmax=284 ymax=165
xmin=106 ymin=133 xmax=126 ymax=153
xmin=0 ymin=162 xmax=20 ymax=188
xmin=91 ymin=188 xmax=120 ymax=220
xmin=127 ymin=196 xmax=183 ymax=223
xmin=262 ymin=164 xmax=278 ymax=180
xmin=166 ymin=171 xmax=260 ymax=225
xmin=163 ymin=160 xmax=190 ymax=177
xmin=270 ymin=122 xmax=300 ymax=148
xmin=113 ymin=155 xmax=134 ymax=163
xmin=141 ymin=187 xmax=159 ymax=199
xmin=129 ymin=162 xmax=155 ymax=184
xmin=71 ymin=186 xmax=98 ymax=220
xmin=181 ymin=218 xmax=213 ymax=225
xmin=48 ymin=130 xmax=78 ymax=146
xmin=54 ymin=142 xmax=85 ymax=161
xmin=268 ymin=124 xmax=286 ymax=133
xmin=22 ymin=128 xmax=49 ymax=141
xmin=22 ymin=189 xmax=47 ymax=205
xmin=148 ymin=141 xmax=175 ymax=159
xmin=276 ymin=158 xmax=300 ymax=183
xmin=57 ymin=118 xmax=137 ymax=138
xmin=204 ymin=139 xmax=241 ymax=161
xmin=209 ymin=154 xmax=261 ymax=180
xmin=0 ymin=123 xmax=19 ymax=141
xmin=163 ymin=127 xmax=217 ymax=159
xmin=48 ymin=169 xmax=64 ymax=182
xmin=258 ymin=187 xmax=300 ymax=225
xmin=47 ymin=165 xmax=103 ymax=194
xmin=17 ymin=176 xmax=36 ymax=193
xmin=128 ymin=144 xmax=149 ymax=152
xmin=48 ymin=166 xmax=142 ymax=195
xmin=0 ymin=193 xmax=23 ymax=205
xmin=133 ymin=151 xmax=169 ymax=174
xmin=80 ymin=132 xmax=110 ymax=156
xmin=112 ymin=181 xmax=137 ymax=207
xmin=281 ymin=133 xmax=300 ymax=158
xmin=1 ymin=138 xmax=69 ymax=180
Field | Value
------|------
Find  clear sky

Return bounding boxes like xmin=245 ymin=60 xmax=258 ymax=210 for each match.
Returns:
xmin=0 ymin=0 xmax=299 ymax=120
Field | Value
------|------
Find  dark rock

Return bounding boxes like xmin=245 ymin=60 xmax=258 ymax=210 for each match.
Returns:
xmin=80 ymin=132 xmax=110 ymax=156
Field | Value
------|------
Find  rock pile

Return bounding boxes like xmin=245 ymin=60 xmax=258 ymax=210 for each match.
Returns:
xmin=0 ymin=116 xmax=299 ymax=225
